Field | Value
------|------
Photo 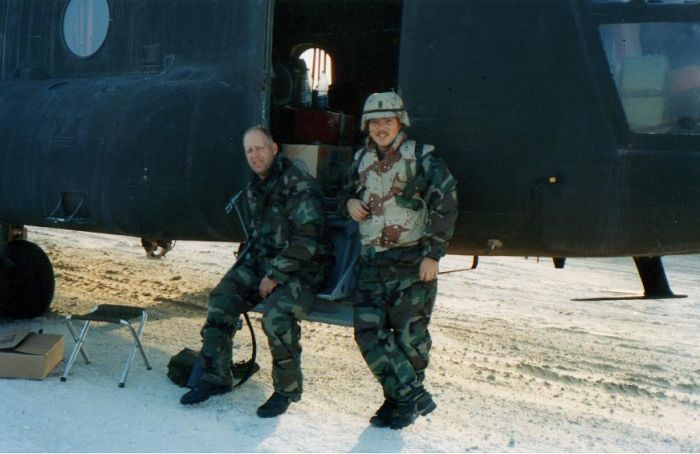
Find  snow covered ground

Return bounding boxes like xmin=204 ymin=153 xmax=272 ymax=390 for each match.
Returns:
xmin=1 ymin=227 xmax=698 ymax=452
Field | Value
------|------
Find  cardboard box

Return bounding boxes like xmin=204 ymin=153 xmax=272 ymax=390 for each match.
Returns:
xmin=0 ymin=331 xmax=64 ymax=380
xmin=282 ymin=144 xmax=352 ymax=177
xmin=282 ymin=144 xmax=353 ymax=196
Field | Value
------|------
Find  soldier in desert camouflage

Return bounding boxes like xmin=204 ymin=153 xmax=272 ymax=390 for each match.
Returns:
xmin=339 ymin=92 xmax=458 ymax=429
xmin=181 ymin=126 xmax=331 ymax=418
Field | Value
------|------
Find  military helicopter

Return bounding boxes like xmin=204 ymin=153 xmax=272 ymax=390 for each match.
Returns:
xmin=1 ymin=0 xmax=699 ymax=323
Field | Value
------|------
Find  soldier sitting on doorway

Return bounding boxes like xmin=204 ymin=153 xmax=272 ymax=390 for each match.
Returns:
xmin=180 ymin=126 xmax=333 ymax=418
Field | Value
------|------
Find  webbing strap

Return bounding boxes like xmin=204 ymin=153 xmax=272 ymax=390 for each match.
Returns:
xmin=232 ymin=311 xmax=257 ymax=388
xmin=400 ymin=143 xmax=427 ymax=202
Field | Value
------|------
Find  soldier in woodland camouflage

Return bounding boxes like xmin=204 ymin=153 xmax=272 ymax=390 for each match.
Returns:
xmin=180 ymin=126 xmax=331 ymax=418
xmin=339 ymin=92 xmax=458 ymax=429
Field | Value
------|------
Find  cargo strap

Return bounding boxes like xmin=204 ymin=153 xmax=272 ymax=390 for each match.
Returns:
xmin=231 ymin=311 xmax=258 ymax=388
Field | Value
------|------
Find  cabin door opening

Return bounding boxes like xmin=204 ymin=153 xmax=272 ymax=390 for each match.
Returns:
xmin=269 ymin=0 xmax=403 ymax=197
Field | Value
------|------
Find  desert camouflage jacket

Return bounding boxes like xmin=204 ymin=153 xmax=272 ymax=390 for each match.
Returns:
xmin=338 ymin=132 xmax=458 ymax=260
xmin=241 ymin=155 xmax=330 ymax=284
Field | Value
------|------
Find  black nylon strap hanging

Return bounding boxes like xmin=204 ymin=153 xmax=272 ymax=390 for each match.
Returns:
xmin=181 ymin=311 xmax=259 ymax=389
xmin=230 ymin=311 xmax=258 ymax=388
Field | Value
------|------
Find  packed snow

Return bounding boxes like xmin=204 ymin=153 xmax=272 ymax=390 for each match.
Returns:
xmin=1 ymin=227 xmax=698 ymax=452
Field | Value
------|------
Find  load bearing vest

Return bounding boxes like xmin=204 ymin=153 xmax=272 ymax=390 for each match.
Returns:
xmin=356 ymin=140 xmax=434 ymax=251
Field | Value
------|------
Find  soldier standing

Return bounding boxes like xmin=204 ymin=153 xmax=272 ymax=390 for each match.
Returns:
xmin=181 ymin=126 xmax=331 ymax=418
xmin=339 ymin=92 xmax=458 ymax=429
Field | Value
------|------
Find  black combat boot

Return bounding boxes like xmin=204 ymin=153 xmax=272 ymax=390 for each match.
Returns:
xmin=180 ymin=381 xmax=232 ymax=405
xmin=256 ymin=392 xmax=299 ymax=418
xmin=369 ymin=398 xmax=397 ymax=428
xmin=415 ymin=389 xmax=437 ymax=416
xmin=388 ymin=387 xmax=435 ymax=430
xmin=388 ymin=400 xmax=419 ymax=430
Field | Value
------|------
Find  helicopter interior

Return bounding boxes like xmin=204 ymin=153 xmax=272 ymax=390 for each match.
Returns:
xmin=269 ymin=0 xmax=403 ymax=151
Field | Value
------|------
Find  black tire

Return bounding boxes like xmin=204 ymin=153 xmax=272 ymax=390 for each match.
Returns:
xmin=0 ymin=240 xmax=55 ymax=319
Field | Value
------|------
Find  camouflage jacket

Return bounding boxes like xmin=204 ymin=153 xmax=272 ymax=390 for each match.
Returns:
xmin=338 ymin=133 xmax=458 ymax=260
xmin=241 ymin=155 xmax=331 ymax=285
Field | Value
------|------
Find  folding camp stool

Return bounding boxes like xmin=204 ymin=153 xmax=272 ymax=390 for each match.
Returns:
xmin=61 ymin=304 xmax=152 ymax=387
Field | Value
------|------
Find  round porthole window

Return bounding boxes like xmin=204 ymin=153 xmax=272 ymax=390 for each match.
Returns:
xmin=63 ymin=0 xmax=110 ymax=58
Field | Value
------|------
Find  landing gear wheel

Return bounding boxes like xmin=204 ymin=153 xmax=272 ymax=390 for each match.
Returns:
xmin=0 ymin=240 xmax=55 ymax=319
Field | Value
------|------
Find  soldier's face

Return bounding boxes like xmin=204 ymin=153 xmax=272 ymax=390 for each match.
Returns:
xmin=244 ymin=130 xmax=278 ymax=178
xmin=368 ymin=116 xmax=401 ymax=151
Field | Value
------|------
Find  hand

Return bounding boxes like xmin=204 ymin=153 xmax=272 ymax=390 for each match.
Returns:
xmin=259 ymin=276 xmax=279 ymax=299
xmin=347 ymin=198 xmax=370 ymax=221
xmin=419 ymin=257 xmax=439 ymax=281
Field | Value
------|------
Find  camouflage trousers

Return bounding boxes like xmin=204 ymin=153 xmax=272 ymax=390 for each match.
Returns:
xmin=199 ymin=257 xmax=314 ymax=399
xmin=353 ymin=249 xmax=438 ymax=401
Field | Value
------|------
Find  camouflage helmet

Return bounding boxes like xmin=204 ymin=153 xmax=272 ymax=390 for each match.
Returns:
xmin=360 ymin=91 xmax=411 ymax=131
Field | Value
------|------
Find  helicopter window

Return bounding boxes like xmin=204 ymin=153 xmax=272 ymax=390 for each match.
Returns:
xmin=62 ymin=0 xmax=110 ymax=58
xmin=599 ymin=22 xmax=700 ymax=135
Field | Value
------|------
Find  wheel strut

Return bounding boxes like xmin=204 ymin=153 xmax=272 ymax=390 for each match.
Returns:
xmin=573 ymin=255 xmax=686 ymax=301
xmin=633 ymin=256 xmax=685 ymax=299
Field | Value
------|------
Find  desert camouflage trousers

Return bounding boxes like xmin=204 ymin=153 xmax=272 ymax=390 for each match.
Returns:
xmin=199 ymin=257 xmax=314 ymax=399
xmin=353 ymin=247 xmax=438 ymax=401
